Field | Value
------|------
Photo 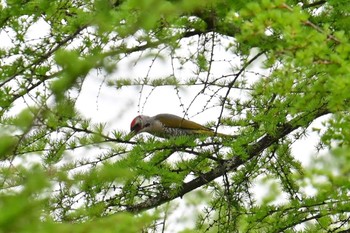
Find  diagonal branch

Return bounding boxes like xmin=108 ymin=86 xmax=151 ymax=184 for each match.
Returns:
xmin=0 ymin=25 xmax=87 ymax=88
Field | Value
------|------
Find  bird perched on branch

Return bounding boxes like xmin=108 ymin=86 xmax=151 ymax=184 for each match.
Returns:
xmin=130 ymin=113 xmax=232 ymax=139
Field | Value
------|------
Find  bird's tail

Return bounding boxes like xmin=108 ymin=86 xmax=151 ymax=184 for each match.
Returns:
xmin=215 ymin=132 xmax=237 ymax=139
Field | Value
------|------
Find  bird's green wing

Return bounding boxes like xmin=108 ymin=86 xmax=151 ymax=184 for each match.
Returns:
xmin=155 ymin=114 xmax=212 ymax=131
xmin=155 ymin=114 xmax=236 ymax=137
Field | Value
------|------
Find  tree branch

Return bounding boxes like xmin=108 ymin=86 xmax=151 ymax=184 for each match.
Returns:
xmin=302 ymin=0 xmax=327 ymax=9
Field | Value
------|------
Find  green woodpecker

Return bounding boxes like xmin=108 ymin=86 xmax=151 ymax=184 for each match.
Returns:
xmin=130 ymin=113 xmax=230 ymax=138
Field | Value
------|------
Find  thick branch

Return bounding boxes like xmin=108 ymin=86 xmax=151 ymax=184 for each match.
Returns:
xmin=302 ymin=0 xmax=326 ymax=9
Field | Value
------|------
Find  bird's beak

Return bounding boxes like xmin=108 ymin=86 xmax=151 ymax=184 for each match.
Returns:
xmin=126 ymin=130 xmax=136 ymax=140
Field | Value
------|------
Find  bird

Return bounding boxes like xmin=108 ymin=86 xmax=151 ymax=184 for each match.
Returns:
xmin=129 ymin=113 xmax=231 ymax=138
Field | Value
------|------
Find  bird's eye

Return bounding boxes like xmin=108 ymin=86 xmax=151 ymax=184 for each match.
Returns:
xmin=144 ymin=123 xmax=150 ymax=127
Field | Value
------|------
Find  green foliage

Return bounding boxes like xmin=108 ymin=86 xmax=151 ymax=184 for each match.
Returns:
xmin=0 ymin=165 xmax=49 ymax=233
xmin=0 ymin=134 xmax=18 ymax=158
xmin=1 ymin=0 xmax=350 ymax=232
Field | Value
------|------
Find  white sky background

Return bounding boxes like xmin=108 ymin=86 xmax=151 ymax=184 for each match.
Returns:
xmin=0 ymin=15 xmax=329 ymax=232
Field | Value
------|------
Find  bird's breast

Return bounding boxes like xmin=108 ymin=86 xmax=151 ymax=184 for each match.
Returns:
xmin=163 ymin=127 xmax=194 ymax=137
